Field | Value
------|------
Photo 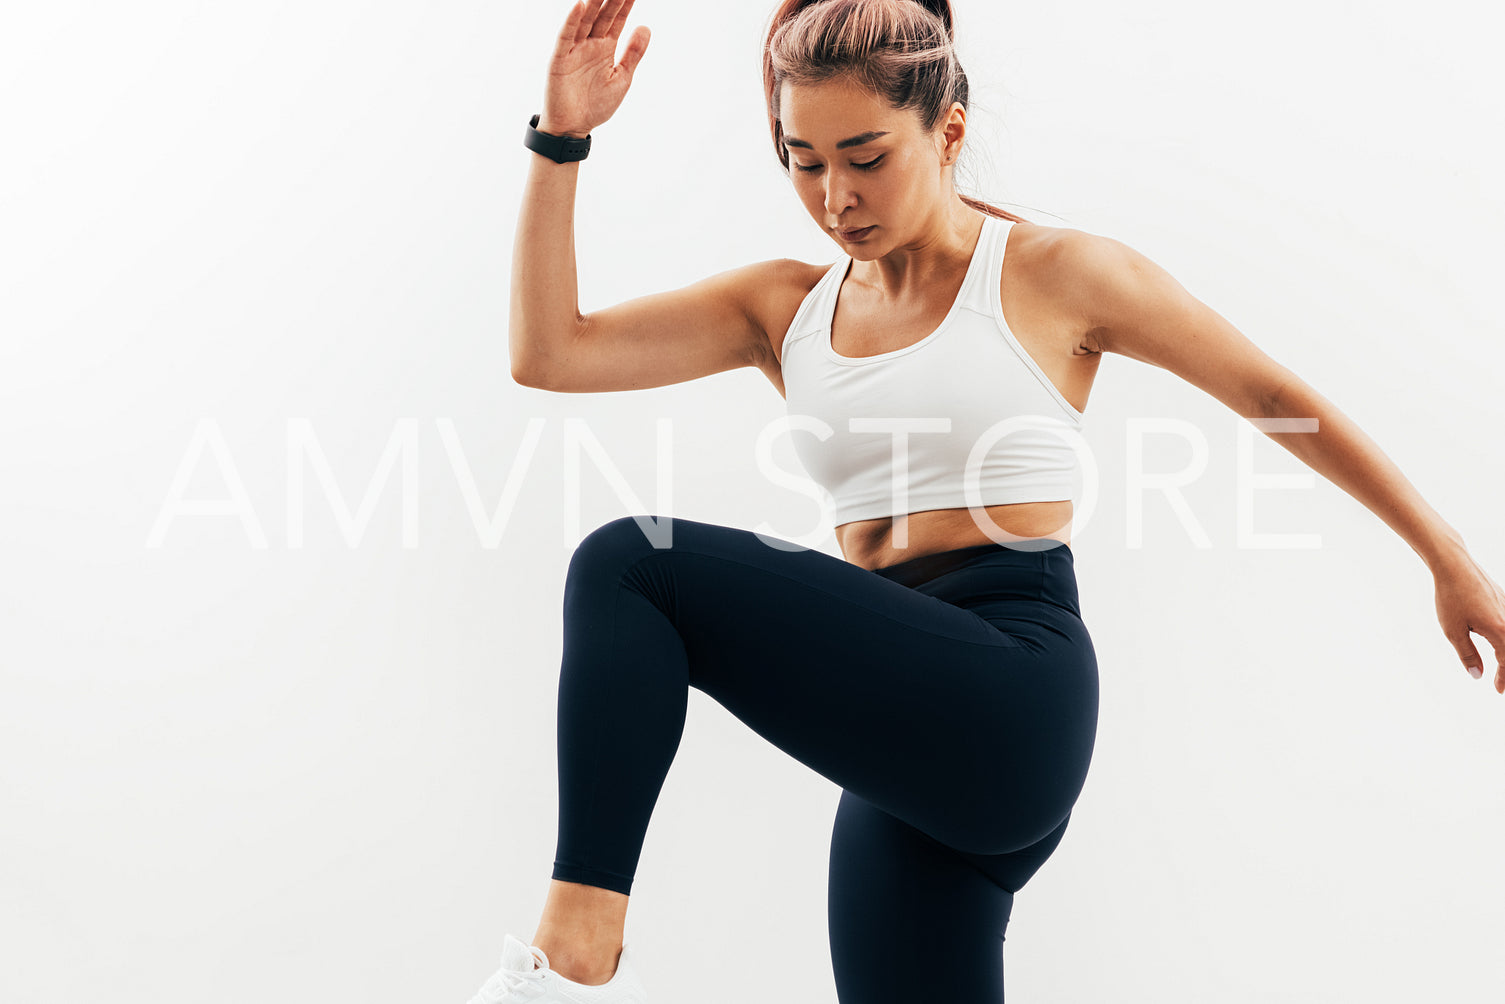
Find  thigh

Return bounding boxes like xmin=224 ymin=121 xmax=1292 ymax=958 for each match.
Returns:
xmin=567 ymin=515 xmax=1095 ymax=854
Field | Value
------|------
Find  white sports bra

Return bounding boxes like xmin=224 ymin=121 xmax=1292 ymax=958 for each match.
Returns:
xmin=779 ymin=213 xmax=1085 ymax=526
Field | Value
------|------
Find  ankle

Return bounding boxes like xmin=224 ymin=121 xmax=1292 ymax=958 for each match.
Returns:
xmin=532 ymin=933 xmax=620 ymax=969
xmin=529 ymin=936 xmax=622 ymax=986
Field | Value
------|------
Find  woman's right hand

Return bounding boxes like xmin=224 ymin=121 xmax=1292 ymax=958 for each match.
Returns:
xmin=541 ymin=0 xmax=652 ymax=138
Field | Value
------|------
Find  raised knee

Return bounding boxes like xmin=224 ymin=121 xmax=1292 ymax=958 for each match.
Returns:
xmin=569 ymin=514 xmax=675 ymax=579
xmin=581 ymin=513 xmax=675 ymax=552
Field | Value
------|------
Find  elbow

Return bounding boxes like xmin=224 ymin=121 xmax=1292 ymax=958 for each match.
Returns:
xmin=1258 ymin=368 xmax=1302 ymax=419
xmin=510 ymin=361 xmax=552 ymax=390
xmin=509 ymin=337 xmax=558 ymax=389
xmin=510 ymin=357 xmax=538 ymax=388
xmin=509 ymin=321 xmax=581 ymax=390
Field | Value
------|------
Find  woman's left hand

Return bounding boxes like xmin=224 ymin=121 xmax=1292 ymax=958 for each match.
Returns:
xmin=1432 ymin=549 xmax=1505 ymax=693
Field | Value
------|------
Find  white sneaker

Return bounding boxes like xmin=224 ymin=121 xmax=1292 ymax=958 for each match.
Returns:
xmin=466 ymin=933 xmax=647 ymax=1004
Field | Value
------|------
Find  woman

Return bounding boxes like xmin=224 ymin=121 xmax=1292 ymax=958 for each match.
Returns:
xmin=470 ymin=1 xmax=1505 ymax=1001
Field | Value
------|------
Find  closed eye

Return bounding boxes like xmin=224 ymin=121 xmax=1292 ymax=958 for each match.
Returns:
xmin=794 ymin=156 xmax=884 ymax=174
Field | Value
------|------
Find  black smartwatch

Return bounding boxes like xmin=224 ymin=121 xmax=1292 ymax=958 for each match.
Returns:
xmin=525 ymin=113 xmax=591 ymax=163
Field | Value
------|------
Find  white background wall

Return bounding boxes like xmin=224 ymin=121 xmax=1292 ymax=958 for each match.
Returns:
xmin=3 ymin=1 xmax=1503 ymax=1001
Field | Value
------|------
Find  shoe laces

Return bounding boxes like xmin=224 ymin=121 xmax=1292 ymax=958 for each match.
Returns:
xmin=470 ymin=945 xmax=550 ymax=1003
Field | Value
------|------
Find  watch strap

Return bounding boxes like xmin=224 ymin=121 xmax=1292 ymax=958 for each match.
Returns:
xmin=525 ymin=113 xmax=591 ymax=163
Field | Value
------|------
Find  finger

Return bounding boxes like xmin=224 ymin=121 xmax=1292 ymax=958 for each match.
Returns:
xmin=619 ymin=25 xmax=651 ymax=76
xmin=594 ymin=0 xmax=632 ymax=41
xmin=1487 ymin=627 xmax=1505 ymax=692
xmin=1480 ymin=626 xmax=1505 ymax=692
xmin=616 ymin=0 xmax=641 ymax=36
xmin=574 ymin=0 xmax=609 ymax=47
xmin=1448 ymin=624 xmax=1483 ymax=679
xmin=555 ymin=0 xmax=590 ymax=59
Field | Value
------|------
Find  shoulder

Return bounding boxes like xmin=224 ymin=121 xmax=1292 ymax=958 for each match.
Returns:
xmin=999 ymin=218 xmax=1066 ymax=281
xmin=998 ymin=219 xmax=1109 ymax=355
xmin=741 ymin=257 xmax=838 ymax=372
xmin=1032 ymin=224 xmax=1292 ymax=415
xmin=1010 ymin=222 xmax=1188 ymax=356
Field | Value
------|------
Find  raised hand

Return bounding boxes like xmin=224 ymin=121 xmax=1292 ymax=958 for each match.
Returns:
xmin=541 ymin=0 xmax=651 ymax=138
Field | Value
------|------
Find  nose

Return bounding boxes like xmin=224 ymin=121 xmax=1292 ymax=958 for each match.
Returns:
xmin=823 ymin=176 xmax=857 ymax=219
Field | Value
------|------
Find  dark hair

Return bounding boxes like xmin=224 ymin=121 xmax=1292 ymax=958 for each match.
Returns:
xmin=761 ymin=0 xmax=1030 ymax=224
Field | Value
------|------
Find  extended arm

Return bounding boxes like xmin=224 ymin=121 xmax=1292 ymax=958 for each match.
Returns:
xmin=1258 ymin=376 xmax=1465 ymax=572
xmin=1060 ymin=229 xmax=1505 ymax=689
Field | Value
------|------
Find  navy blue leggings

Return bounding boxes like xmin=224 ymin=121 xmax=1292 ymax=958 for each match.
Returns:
xmin=549 ymin=515 xmax=1099 ymax=1003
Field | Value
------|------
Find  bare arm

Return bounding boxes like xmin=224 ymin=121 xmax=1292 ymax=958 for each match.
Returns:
xmin=510 ymin=115 xmax=775 ymax=393
xmin=1061 ymin=229 xmax=1292 ymax=418
xmin=1066 ymin=229 xmax=1505 ymax=686
xmin=509 ymin=115 xmax=588 ymax=385
xmin=1258 ymin=378 xmax=1465 ymax=570
xmin=1062 ymin=228 xmax=1468 ymax=570
xmin=510 ymin=7 xmax=770 ymax=393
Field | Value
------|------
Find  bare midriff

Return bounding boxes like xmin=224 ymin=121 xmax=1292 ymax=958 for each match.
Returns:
xmin=836 ymin=499 xmax=1072 ymax=571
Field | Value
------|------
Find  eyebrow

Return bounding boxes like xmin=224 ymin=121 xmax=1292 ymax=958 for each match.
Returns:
xmin=782 ymin=130 xmax=890 ymax=150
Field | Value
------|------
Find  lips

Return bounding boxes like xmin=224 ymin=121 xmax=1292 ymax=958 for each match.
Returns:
xmin=838 ymin=226 xmax=875 ymax=239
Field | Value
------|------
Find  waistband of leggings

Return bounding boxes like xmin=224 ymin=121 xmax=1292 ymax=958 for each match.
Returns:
xmin=870 ymin=538 xmax=1073 ymax=590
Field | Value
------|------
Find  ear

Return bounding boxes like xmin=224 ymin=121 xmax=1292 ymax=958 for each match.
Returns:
xmin=938 ymin=101 xmax=966 ymax=164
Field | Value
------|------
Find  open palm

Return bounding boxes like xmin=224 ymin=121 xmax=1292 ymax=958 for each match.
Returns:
xmin=544 ymin=0 xmax=651 ymax=135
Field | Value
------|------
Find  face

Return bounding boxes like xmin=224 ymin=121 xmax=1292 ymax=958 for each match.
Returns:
xmin=780 ymin=76 xmax=964 ymax=251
